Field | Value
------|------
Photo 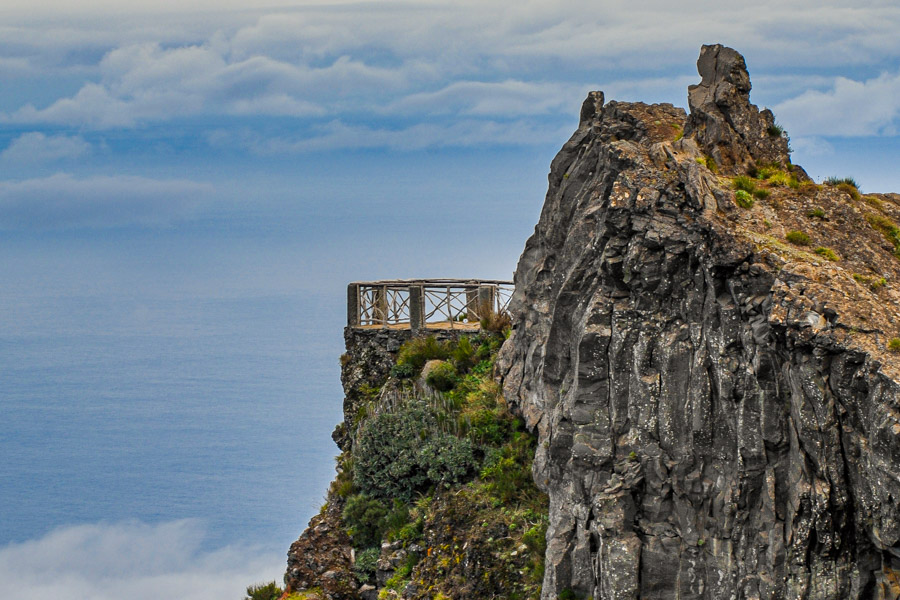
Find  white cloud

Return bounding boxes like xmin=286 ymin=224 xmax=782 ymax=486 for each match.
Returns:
xmin=0 ymin=173 xmax=213 ymax=229
xmin=775 ymin=71 xmax=900 ymax=137
xmin=0 ymin=520 xmax=283 ymax=600
xmin=1 ymin=132 xmax=91 ymax=163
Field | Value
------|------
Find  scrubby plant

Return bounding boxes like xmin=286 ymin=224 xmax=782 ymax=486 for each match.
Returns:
xmin=807 ymin=207 xmax=826 ymax=219
xmin=245 ymin=582 xmax=283 ymax=600
xmin=390 ymin=363 xmax=415 ymax=379
xmin=767 ymin=123 xmax=785 ymax=137
xmin=450 ymin=336 xmax=477 ymax=373
xmin=419 ymin=434 xmax=476 ymax=486
xmin=853 ymin=273 xmax=887 ymax=291
xmin=734 ymin=189 xmax=754 ymax=209
xmin=815 ymin=247 xmax=839 ymax=261
xmin=753 ymin=188 xmax=770 ymax=200
xmin=733 ymin=175 xmax=756 ymax=193
xmin=890 ymin=338 xmax=900 ymax=353
xmin=824 ymin=176 xmax=860 ymax=188
xmin=785 ymin=231 xmax=811 ymax=246
xmin=353 ymin=547 xmax=381 ymax=584
xmin=342 ymin=493 xmax=389 ymax=548
xmin=426 ymin=360 xmax=458 ymax=392
xmin=768 ymin=171 xmax=800 ymax=188
xmin=396 ymin=336 xmax=449 ymax=372
xmin=866 ymin=213 xmax=900 ymax=256
xmin=837 ymin=182 xmax=861 ymax=201
xmin=480 ymin=310 xmax=512 ymax=334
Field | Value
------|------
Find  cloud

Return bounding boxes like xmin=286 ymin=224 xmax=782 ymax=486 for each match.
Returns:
xmin=212 ymin=118 xmax=572 ymax=154
xmin=775 ymin=71 xmax=900 ymax=137
xmin=0 ymin=520 xmax=283 ymax=600
xmin=1 ymin=132 xmax=91 ymax=163
xmin=0 ymin=173 xmax=213 ymax=229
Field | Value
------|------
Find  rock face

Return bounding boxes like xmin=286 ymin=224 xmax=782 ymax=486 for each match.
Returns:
xmin=684 ymin=44 xmax=791 ymax=175
xmin=498 ymin=45 xmax=900 ymax=600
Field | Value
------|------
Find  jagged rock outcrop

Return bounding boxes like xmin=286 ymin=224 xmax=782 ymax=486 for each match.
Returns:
xmin=684 ymin=44 xmax=792 ymax=175
xmin=499 ymin=45 xmax=900 ymax=600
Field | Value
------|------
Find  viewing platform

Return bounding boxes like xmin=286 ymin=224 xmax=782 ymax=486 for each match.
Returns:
xmin=347 ymin=279 xmax=513 ymax=332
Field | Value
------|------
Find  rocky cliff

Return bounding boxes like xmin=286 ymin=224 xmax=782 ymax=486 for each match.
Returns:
xmin=498 ymin=44 xmax=900 ymax=599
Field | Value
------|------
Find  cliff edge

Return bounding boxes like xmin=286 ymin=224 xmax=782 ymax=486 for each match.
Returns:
xmin=498 ymin=44 xmax=900 ymax=599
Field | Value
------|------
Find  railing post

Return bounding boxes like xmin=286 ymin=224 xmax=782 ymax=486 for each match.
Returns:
xmin=409 ymin=285 xmax=425 ymax=333
xmin=375 ymin=285 xmax=388 ymax=328
xmin=466 ymin=287 xmax=478 ymax=322
xmin=347 ymin=283 xmax=360 ymax=327
xmin=477 ymin=285 xmax=495 ymax=319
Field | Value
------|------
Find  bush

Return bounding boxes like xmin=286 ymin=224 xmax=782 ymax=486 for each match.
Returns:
xmin=390 ymin=363 xmax=415 ymax=379
xmin=733 ymin=175 xmax=756 ymax=193
xmin=807 ymin=207 xmax=826 ymax=219
xmin=890 ymin=338 xmax=900 ymax=353
xmin=734 ymin=189 xmax=754 ymax=209
xmin=768 ymin=171 xmax=799 ymax=188
xmin=245 ymin=582 xmax=283 ymax=600
xmin=837 ymin=182 xmax=861 ymax=201
xmin=767 ymin=123 xmax=785 ymax=137
xmin=815 ymin=247 xmax=839 ymax=261
xmin=419 ymin=434 xmax=476 ymax=486
xmin=353 ymin=547 xmax=380 ymax=584
xmin=824 ymin=176 xmax=860 ymax=189
xmin=785 ymin=231 xmax=811 ymax=246
xmin=753 ymin=188 xmax=770 ymax=200
xmin=866 ymin=213 xmax=900 ymax=255
xmin=342 ymin=494 xmax=389 ymax=548
xmin=450 ymin=336 xmax=476 ymax=373
xmin=480 ymin=310 xmax=512 ymax=334
xmin=426 ymin=360 xmax=458 ymax=391
xmin=397 ymin=336 xmax=449 ymax=372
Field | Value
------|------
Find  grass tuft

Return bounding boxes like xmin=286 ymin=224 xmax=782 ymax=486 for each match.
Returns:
xmin=786 ymin=231 xmax=811 ymax=246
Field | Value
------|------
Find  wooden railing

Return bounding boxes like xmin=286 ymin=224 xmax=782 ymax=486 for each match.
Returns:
xmin=347 ymin=279 xmax=513 ymax=331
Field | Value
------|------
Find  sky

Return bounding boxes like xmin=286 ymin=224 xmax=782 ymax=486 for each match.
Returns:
xmin=3 ymin=2 xmax=900 ymax=599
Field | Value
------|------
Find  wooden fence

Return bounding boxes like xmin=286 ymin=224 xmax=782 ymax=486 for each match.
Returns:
xmin=347 ymin=279 xmax=513 ymax=331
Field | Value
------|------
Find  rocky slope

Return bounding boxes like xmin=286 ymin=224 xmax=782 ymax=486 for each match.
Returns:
xmin=497 ymin=44 xmax=900 ymax=599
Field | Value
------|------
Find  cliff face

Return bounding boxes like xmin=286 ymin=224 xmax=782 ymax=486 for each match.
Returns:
xmin=498 ymin=44 xmax=900 ymax=600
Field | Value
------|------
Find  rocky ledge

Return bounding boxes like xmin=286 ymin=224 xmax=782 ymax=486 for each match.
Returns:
xmin=498 ymin=44 xmax=900 ymax=600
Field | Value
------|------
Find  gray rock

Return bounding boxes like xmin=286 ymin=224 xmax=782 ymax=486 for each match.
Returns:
xmin=499 ymin=45 xmax=900 ymax=600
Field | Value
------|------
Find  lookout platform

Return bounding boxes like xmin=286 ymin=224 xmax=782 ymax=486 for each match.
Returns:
xmin=347 ymin=279 xmax=513 ymax=332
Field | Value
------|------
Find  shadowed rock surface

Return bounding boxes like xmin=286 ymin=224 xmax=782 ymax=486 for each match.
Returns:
xmin=498 ymin=44 xmax=900 ymax=600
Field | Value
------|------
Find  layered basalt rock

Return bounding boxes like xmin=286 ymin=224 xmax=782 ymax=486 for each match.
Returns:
xmin=498 ymin=45 xmax=900 ymax=600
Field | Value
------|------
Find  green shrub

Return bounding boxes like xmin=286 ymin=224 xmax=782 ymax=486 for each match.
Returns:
xmin=753 ymin=188 xmax=770 ymax=200
xmin=807 ymin=207 xmax=826 ymax=219
xmin=396 ymin=336 xmax=449 ymax=372
xmin=824 ymin=176 xmax=860 ymax=188
xmin=426 ymin=360 xmax=458 ymax=392
xmin=390 ymin=363 xmax=415 ymax=379
xmin=245 ymin=582 xmax=283 ymax=600
xmin=837 ymin=182 xmax=861 ymax=201
xmin=769 ymin=171 xmax=799 ymax=188
xmin=890 ymin=338 xmax=900 ymax=353
xmin=353 ymin=547 xmax=381 ymax=584
xmin=733 ymin=175 xmax=756 ymax=193
xmin=767 ymin=123 xmax=785 ymax=137
xmin=734 ymin=189 xmax=754 ymax=209
xmin=785 ymin=231 xmax=811 ymax=246
xmin=814 ymin=247 xmax=839 ymax=261
xmin=450 ymin=336 xmax=476 ymax=373
xmin=342 ymin=494 xmax=389 ymax=548
xmin=419 ymin=434 xmax=476 ymax=485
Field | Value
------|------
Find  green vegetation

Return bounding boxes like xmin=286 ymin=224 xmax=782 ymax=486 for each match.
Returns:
xmin=807 ymin=207 xmax=826 ymax=219
xmin=480 ymin=309 xmax=512 ymax=335
xmin=785 ymin=231 xmax=811 ymax=246
xmin=671 ymin=123 xmax=684 ymax=141
xmin=853 ymin=273 xmax=887 ymax=292
xmin=396 ymin=336 xmax=450 ymax=372
xmin=890 ymin=338 xmax=900 ymax=353
xmin=733 ymin=175 xmax=756 ymax=193
xmin=824 ymin=176 xmax=860 ymax=188
xmin=814 ymin=247 xmax=839 ymax=261
xmin=426 ymin=361 xmax=459 ymax=392
xmin=734 ymin=189 xmax=754 ymax=209
xmin=866 ymin=213 xmax=900 ymax=257
xmin=353 ymin=547 xmax=380 ymax=584
xmin=244 ymin=582 xmax=283 ymax=600
xmin=753 ymin=188 xmax=770 ymax=200
xmin=767 ymin=123 xmax=785 ymax=137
